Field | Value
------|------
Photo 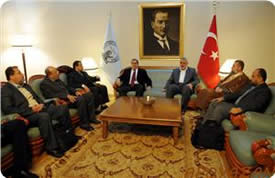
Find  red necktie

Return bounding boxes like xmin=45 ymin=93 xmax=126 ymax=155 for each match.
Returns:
xmin=130 ymin=70 xmax=136 ymax=87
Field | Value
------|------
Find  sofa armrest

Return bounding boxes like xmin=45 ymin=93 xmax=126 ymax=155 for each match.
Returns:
xmin=194 ymin=83 xmax=203 ymax=95
xmin=1 ymin=113 xmax=29 ymax=126
xmin=1 ymin=113 xmax=20 ymax=125
xmin=44 ymin=98 xmax=58 ymax=104
xmin=230 ymin=113 xmax=247 ymax=130
xmin=244 ymin=112 xmax=275 ymax=135
xmin=251 ymin=137 xmax=275 ymax=173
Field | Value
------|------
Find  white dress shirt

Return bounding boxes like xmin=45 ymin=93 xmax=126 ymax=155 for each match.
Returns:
xmin=179 ymin=67 xmax=188 ymax=83
xmin=129 ymin=69 xmax=139 ymax=85
xmin=154 ymin=32 xmax=170 ymax=50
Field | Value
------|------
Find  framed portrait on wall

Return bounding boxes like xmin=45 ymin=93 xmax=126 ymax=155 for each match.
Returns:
xmin=139 ymin=3 xmax=185 ymax=60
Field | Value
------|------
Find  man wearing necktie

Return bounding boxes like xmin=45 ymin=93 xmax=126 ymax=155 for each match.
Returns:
xmin=144 ymin=9 xmax=179 ymax=56
xmin=201 ymin=68 xmax=272 ymax=125
xmin=116 ymin=59 xmax=152 ymax=96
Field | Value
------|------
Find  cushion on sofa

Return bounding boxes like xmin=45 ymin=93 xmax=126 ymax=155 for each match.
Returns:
xmin=30 ymin=77 xmax=46 ymax=100
xmin=27 ymin=127 xmax=41 ymax=140
xmin=229 ymin=130 xmax=271 ymax=166
xmin=221 ymin=119 xmax=236 ymax=132
xmin=59 ymin=73 xmax=68 ymax=85
xmin=69 ymin=108 xmax=78 ymax=118
xmin=266 ymin=136 xmax=275 ymax=149
xmin=144 ymin=88 xmax=165 ymax=97
xmin=245 ymin=112 xmax=275 ymax=135
xmin=147 ymin=69 xmax=171 ymax=89
xmin=264 ymin=86 xmax=275 ymax=115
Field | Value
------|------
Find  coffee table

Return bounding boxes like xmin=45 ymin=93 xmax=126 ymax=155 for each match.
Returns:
xmin=99 ymin=96 xmax=182 ymax=144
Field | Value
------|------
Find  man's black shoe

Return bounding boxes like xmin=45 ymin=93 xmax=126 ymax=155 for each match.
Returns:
xmin=89 ymin=119 xmax=101 ymax=124
xmin=80 ymin=124 xmax=94 ymax=131
xmin=101 ymin=105 xmax=108 ymax=110
xmin=20 ymin=170 xmax=39 ymax=178
xmin=95 ymin=110 xmax=102 ymax=115
xmin=13 ymin=170 xmax=39 ymax=178
xmin=46 ymin=149 xmax=64 ymax=158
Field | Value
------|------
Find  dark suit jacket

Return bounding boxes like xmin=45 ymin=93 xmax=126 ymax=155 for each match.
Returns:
xmin=1 ymin=83 xmax=43 ymax=117
xmin=67 ymin=70 xmax=98 ymax=89
xmin=164 ymin=67 xmax=200 ymax=91
xmin=144 ymin=35 xmax=179 ymax=55
xmin=40 ymin=77 xmax=76 ymax=100
xmin=119 ymin=68 xmax=152 ymax=89
xmin=224 ymin=83 xmax=271 ymax=113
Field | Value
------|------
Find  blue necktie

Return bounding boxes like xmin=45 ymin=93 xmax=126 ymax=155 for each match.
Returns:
xmin=234 ymin=86 xmax=255 ymax=105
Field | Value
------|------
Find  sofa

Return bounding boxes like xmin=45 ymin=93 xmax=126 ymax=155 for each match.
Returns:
xmin=1 ymin=82 xmax=44 ymax=171
xmin=1 ymin=73 xmax=81 ymax=171
xmin=1 ymin=114 xmax=44 ymax=171
xmin=221 ymin=83 xmax=275 ymax=176
xmin=29 ymin=74 xmax=80 ymax=126
xmin=113 ymin=66 xmax=203 ymax=109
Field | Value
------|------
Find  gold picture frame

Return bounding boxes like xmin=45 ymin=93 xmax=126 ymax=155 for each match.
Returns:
xmin=139 ymin=2 xmax=185 ymax=60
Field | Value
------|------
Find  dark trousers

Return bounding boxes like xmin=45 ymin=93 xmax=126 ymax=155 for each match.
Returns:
xmin=69 ymin=92 xmax=96 ymax=125
xmin=91 ymin=84 xmax=109 ymax=107
xmin=117 ymin=84 xmax=144 ymax=96
xmin=166 ymin=84 xmax=193 ymax=112
xmin=2 ymin=120 xmax=31 ymax=171
xmin=202 ymin=101 xmax=235 ymax=124
xmin=26 ymin=104 xmax=71 ymax=150
xmin=46 ymin=104 xmax=73 ymax=131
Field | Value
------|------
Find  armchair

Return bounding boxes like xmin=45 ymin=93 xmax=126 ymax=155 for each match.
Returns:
xmin=222 ymin=83 xmax=275 ymax=176
xmin=29 ymin=74 xmax=80 ymax=126
xmin=1 ymin=81 xmax=44 ymax=159
xmin=1 ymin=113 xmax=44 ymax=171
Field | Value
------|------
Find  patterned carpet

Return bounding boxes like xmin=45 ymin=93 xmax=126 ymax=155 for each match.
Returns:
xmin=32 ymin=111 xmax=232 ymax=178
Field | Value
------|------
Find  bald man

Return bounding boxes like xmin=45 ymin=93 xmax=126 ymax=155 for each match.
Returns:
xmin=40 ymin=66 xmax=99 ymax=132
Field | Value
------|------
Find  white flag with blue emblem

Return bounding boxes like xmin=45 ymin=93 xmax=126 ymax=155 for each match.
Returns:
xmin=101 ymin=14 xmax=121 ymax=84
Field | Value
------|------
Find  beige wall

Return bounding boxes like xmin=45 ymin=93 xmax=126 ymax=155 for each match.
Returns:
xmin=1 ymin=1 xmax=274 ymax=93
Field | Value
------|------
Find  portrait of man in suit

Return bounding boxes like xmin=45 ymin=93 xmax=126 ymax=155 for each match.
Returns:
xmin=139 ymin=3 xmax=184 ymax=59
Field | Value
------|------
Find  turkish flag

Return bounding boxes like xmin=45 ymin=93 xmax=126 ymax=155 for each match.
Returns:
xmin=197 ymin=15 xmax=220 ymax=88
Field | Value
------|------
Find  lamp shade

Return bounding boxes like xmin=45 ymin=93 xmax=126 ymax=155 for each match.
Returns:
xmin=81 ymin=57 xmax=98 ymax=70
xmin=11 ymin=35 xmax=33 ymax=47
xmin=219 ymin=59 xmax=236 ymax=77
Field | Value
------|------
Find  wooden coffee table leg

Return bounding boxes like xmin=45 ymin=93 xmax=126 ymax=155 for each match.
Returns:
xmin=173 ymin=126 xmax=179 ymax=144
xmin=102 ymin=120 xmax=108 ymax=138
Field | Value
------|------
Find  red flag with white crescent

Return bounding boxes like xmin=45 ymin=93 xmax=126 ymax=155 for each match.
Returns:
xmin=197 ymin=15 xmax=220 ymax=88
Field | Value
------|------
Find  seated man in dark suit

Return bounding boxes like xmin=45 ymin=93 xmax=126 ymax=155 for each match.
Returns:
xmin=40 ymin=66 xmax=100 ymax=131
xmin=1 ymin=119 xmax=38 ymax=178
xmin=115 ymin=58 xmax=152 ymax=97
xmin=144 ymin=9 xmax=179 ymax=56
xmin=195 ymin=60 xmax=250 ymax=111
xmin=202 ymin=68 xmax=272 ymax=125
xmin=163 ymin=57 xmax=200 ymax=113
xmin=68 ymin=60 xmax=109 ymax=112
xmin=1 ymin=66 xmax=69 ymax=158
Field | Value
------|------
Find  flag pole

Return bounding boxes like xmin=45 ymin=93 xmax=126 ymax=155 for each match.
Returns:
xmin=212 ymin=1 xmax=217 ymax=15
